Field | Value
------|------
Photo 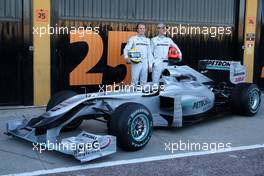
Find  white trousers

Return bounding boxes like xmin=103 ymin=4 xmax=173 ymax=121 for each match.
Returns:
xmin=152 ymin=59 xmax=168 ymax=84
xmin=131 ymin=61 xmax=148 ymax=87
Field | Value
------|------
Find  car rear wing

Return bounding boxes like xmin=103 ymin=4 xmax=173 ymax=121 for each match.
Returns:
xmin=198 ymin=60 xmax=246 ymax=85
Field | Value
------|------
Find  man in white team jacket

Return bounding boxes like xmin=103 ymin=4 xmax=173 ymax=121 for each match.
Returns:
xmin=123 ymin=23 xmax=153 ymax=87
xmin=151 ymin=23 xmax=182 ymax=84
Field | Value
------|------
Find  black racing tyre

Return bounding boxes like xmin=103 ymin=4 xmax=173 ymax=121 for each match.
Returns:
xmin=47 ymin=90 xmax=83 ymax=131
xmin=231 ymin=83 xmax=261 ymax=116
xmin=109 ymin=102 xmax=153 ymax=151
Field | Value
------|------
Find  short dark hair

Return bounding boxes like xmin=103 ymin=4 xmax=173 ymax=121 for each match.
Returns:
xmin=136 ymin=23 xmax=145 ymax=29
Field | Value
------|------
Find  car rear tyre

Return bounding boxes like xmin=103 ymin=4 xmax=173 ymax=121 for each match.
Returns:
xmin=231 ymin=83 xmax=261 ymax=116
xmin=109 ymin=102 xmax=153 ymax=151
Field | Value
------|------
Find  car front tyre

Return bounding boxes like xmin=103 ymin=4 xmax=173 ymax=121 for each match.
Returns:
xmin=109 ymin=102 xmax=153 ymax=151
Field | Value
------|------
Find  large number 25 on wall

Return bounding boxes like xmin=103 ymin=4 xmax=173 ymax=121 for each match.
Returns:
xmin=69 ymin=31 xmax=136 ymax=86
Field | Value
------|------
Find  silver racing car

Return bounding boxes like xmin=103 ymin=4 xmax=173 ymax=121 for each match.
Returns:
xmin=6 ymin=60 xmax=262 ymax=162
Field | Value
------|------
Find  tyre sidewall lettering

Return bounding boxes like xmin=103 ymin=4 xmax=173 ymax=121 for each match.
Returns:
xmin=247 ymin=87 xmax=261 ymax=113
xmin=126 ymin=108 xmax=152 ymax=148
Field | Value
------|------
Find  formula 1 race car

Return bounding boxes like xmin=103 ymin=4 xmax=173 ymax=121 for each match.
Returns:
xmin=6 ymin=60 xmax=262 ymax=162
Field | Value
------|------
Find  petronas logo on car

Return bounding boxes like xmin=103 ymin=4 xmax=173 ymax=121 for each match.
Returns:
xmin=193 ymin=99 xmax=210 ymax=109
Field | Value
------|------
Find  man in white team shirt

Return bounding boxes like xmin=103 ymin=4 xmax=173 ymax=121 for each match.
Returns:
xmin=123 ymin=23 xmax=153 ymax=87
xmin=151 ymin=23 xmax=182 ymax=84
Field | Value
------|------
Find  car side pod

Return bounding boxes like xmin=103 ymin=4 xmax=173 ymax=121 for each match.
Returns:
xmin=6 ymin=118 xmax=116 ymax=162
